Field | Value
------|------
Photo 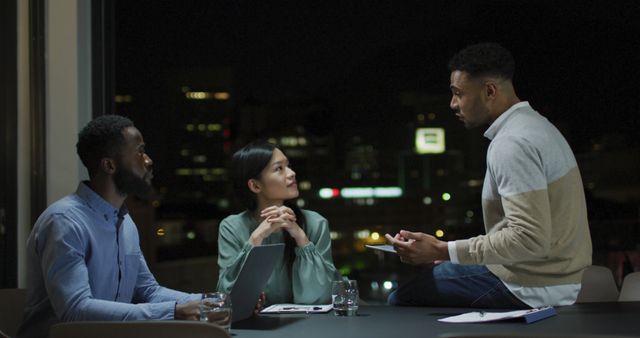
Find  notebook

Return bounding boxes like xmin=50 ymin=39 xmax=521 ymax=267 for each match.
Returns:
xmin=229 ymin=243 xmax=285 ymax=322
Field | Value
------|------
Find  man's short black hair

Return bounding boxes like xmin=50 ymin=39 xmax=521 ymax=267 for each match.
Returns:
xmin=448 ymin=42 xmax=515 ymax=80
xmin=76 ymin=115 xmax=134 ymax=178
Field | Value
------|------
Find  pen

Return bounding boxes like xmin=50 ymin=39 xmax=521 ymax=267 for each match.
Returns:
xmin=282 ymin=306 xmax=323 ymax=310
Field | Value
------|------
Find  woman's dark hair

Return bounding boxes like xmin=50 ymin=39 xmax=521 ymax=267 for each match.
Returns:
xmin=447 ymin=42 xmax=515 ymax=81
xmin=230 ymin=141 xmax=306 ymax=272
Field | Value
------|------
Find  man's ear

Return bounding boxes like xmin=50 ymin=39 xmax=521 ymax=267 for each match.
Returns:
xmin=99 ymin=158 xmax=117 ymax=175
xmin=484 ymin=81 xmax=498 ymax=100
xmin=247 ymin=179 xmax=261 ymax=194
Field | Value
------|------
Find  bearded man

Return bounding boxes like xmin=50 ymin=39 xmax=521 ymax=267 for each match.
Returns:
xmin=18 ymin=115 xmax=201 ymax=338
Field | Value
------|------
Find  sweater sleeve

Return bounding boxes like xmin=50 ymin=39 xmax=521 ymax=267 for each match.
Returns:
xmin=216 ymin=218 xmax=254 ymax=293
xmin=291 ymin=213 xmax=337 ymax=304
xmin=456 ymin=136 xmax=553 ymax=265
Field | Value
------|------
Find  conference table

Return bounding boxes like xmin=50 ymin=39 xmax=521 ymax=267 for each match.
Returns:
xmin=232 ymin=302 xmax=640 ymax=337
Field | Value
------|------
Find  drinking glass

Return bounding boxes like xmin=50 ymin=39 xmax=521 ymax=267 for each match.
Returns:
xmin=332 ymin=280 xmax=358 ymax=316
xmin=200 ymin=292 xmax=232 ymax=333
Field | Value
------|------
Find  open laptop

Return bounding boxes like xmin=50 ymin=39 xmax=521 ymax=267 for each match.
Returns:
xmin=230 ymin=243 xmax=285 ymax=322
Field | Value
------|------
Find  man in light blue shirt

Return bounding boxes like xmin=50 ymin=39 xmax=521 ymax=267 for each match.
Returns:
xmin=18 ymin=115 xmax=201 ymax=338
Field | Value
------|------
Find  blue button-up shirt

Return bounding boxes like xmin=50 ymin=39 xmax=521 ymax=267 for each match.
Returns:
xmin=18 ymin=182 xmax=199 ymax=338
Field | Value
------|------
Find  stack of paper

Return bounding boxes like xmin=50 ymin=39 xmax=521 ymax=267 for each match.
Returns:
xmin=438 ymin=306 xmax=557 ymax=324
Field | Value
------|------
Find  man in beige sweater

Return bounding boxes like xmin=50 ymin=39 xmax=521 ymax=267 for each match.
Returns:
xmin=386 ymin=43 xmax=592 ymax=308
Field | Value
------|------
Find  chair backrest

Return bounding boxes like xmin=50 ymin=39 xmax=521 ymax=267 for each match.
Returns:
xmin=618 ymin=271 xmax=640 ymax=302
xmin=0 ymin=288 xmax=28 ymax=337
xmin=49 ymin=321 xmax=230 ymax=338
xmin=575 ymin=265 xmax=619 ymax=303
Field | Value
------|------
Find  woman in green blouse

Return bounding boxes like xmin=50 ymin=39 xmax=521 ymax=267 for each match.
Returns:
xmin=217 ymin=141 xmax=337 ymax=305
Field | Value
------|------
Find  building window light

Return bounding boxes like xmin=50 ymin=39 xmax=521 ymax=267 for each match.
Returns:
xmin=355 ymin=230 xmax=370 ymax=239
xmin=319 ymin=187 xmax=402 ymax=199
xmin=114 ymin=95 xmax=133 ymax=103
xmin=210 ymin=168 xmax=226 ymax=175
xmin=175 ymin=168 xmax=193 ymax=176
xmin=296 ymin=198 xmax=306 ymax=208
xmin=415 ymin=128 xmax=445 ymax=154
xmin=342 ymin=187 xmax=402 ymax=199
xmin=185 ymin=91 xmax=211 ymax=100
xmin=213 ymin=92 xmax=230 ymax=100
xmin=207 ymin=123 xmax=222 ymax=131
xmin=319 ymin=188 xmax=334 ymax=199
xmin=185 ymin=91 xmax=230 ymax=100
xmin=299 ymin=181 xmax=312 ymax=190
xmin=192 ymin=155 xmax=207 ymax=163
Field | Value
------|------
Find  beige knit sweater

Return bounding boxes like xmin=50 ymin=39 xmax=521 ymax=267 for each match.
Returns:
xmin=455 ymin=102 xmax=592 ymax=287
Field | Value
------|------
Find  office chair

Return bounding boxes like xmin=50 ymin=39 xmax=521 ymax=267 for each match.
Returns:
xmin=0 ymin=288 xmax=28 ymax=337
xmin=618 ymin=271 xmax=640 ymax=302
xmin=575 ymin=265 xmax=619 ymax=303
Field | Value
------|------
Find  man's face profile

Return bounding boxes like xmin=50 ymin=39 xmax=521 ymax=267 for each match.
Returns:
xmin=449 ymin=70 xmax=492 ymax=129
xmin=113 ymin=127 xmax=154 ymax=199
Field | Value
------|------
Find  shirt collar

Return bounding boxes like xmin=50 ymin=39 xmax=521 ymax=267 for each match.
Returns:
xmin=76 ymin=181 xmax=129 ymax=224
xmin=483 ymin=101 xmax=530 ymax=140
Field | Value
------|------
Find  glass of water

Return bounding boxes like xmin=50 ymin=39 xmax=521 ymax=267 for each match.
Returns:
xmin=332 ymin=280 xmax=358 ymax=316
xmin=200 ymin=292 xmax=232 ymax=333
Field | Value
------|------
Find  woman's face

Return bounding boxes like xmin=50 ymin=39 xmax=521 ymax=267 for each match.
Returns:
xmin=253 ymin=148 xmax=298 ymax=203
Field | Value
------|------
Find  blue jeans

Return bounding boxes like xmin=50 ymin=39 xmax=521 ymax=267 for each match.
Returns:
xmin=388 ymin=262 xmax=530 ymax=309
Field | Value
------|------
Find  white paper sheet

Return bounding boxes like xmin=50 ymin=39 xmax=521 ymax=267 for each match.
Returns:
xmin=260 ymin=304 xmax=333 ymax=314
xmin=365 ymin=244 xmax=397 ymax=253
xmin=438 ymin=307 xmax=556 ymax=323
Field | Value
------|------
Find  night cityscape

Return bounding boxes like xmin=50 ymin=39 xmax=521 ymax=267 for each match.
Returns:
xmin=112 ymin=1 xmax=640 ymax=302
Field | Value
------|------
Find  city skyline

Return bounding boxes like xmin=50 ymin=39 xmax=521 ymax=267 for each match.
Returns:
xmin=114 ymin=0 xmax=640 ymax=300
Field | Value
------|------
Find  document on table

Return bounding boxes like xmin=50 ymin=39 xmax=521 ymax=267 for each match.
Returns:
xmin=438 ymin=306 xmax=557 ymax=324
xmin=365 ymin=244 xmax=397 ymax=253
xmin=260 ymin=304 xmax=333 ymax=314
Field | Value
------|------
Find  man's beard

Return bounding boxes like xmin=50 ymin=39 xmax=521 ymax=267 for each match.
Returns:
xmin=113 ymin=165 xmax=153 ymax=200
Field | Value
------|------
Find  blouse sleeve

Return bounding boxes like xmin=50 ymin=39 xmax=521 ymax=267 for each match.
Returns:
xmin=216 ymin=218 xmax=254 ymax=293
xmin=291 ymin=213 xmax=337 ymax=304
